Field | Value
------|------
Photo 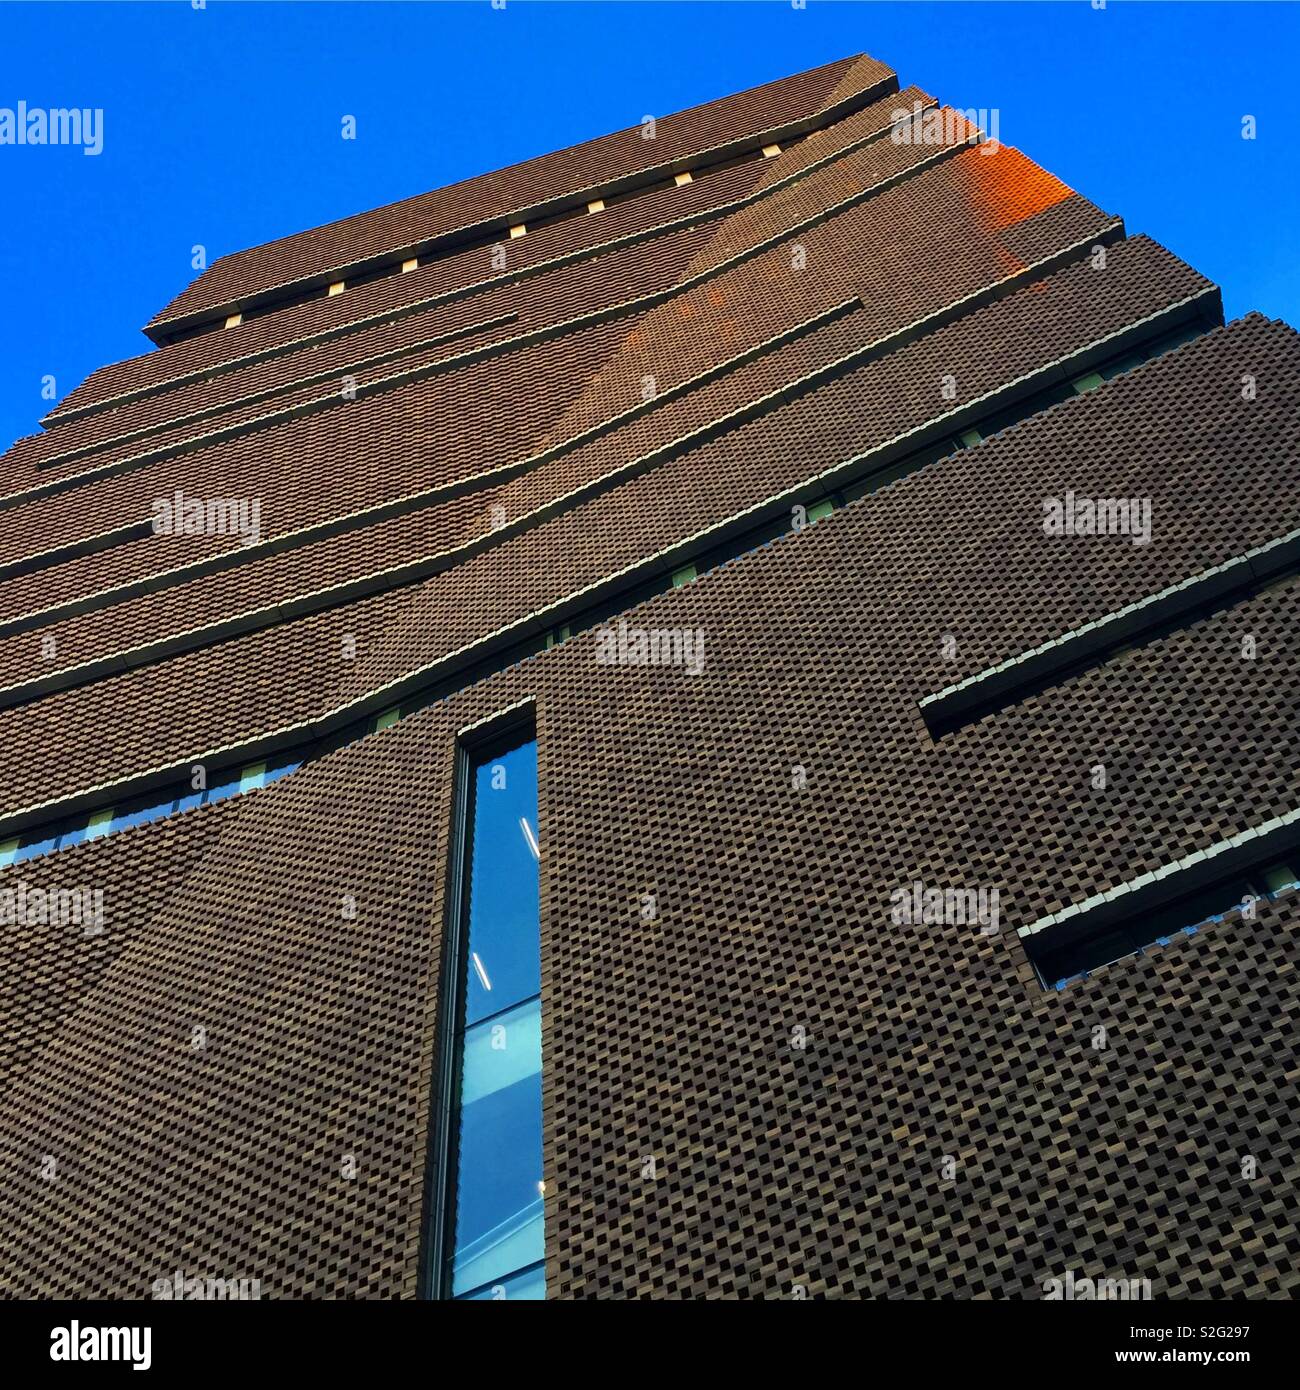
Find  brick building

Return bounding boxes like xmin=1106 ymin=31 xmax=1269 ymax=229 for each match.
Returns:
xmin=1 ymin=54 xmax=1297 ymax=1299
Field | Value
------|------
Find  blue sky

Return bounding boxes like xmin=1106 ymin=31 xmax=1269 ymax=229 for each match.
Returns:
xmin=1 ymin=1 xmax=1296 ymax=453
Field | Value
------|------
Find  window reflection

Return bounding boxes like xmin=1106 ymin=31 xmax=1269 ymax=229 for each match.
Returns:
xmin=450 ymin=996 xmax=543 ymax=1297
xmin=462 ymin=743 xmax=541 ymax=1030
xmin=4 ymin=751 xmax=309 ymax=869
xmin=458 ymin=1261 xmax=546 ymax=1301
xmin=445 ymin=734 xmax=544 ymax=1301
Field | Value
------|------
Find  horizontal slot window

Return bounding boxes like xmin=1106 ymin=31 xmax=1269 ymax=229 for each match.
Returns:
xmin=1022 ymin=814 xmax=1300 ymax=991
xmin=1029 ymin=855 xmax=1300 ymax=992
xmin=1 ymin=753 xmax=303 ymax=869
xmin=158 ymin=124 xmax=821 ymax=346
xmin=921 ymin=538 xmax=1300 ymax=738
xmin=8 ymin=319 xmax=1215 ymax=862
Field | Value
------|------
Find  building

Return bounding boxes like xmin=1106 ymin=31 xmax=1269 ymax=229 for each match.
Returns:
xmin=0 ymin=53 xmax=1297 ymax=1300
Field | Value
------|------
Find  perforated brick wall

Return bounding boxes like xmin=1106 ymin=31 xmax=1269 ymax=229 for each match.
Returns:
xmin=0 ymin=53 xmax=1296 ymax=1300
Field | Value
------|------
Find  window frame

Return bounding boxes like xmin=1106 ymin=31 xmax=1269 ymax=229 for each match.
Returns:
xmin=419 ymin=702 xmax=540 ymax=1301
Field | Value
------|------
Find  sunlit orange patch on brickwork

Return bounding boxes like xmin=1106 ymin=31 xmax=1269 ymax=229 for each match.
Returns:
xmin=962 ymin=146 xmax=1073 ymax=235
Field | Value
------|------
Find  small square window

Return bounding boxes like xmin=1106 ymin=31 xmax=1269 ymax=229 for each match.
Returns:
xmin=238 ymin=761 xmax=268 ymax=793
xmin=806 ymin=499 xmax=835 ymax=525
xmin=373 ymin=707 xmax=401 ymax=733
xmin=1262 ymin=863 xmax=1300 ymax=896
xmin=671 ymin=564 xmax=697 ymax=588
xmin=1072 ymin=372 xmax=1105 ymax=394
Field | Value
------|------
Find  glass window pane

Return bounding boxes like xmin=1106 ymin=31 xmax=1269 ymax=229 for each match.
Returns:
xmin=238 ymin=761 xmax=267 ymax=793
xmin=449 ymin=996 xmax=544 ymax=1296
xmin=265 ymin=758 xmax=301 ymax=786
xmin=1263 ymin=862 xmax=1300 ymax=896
xmin=56 ymin=822 xmax=89 ymax=851
xmin=110 ymin=795 xmax=173 ymax=834
xmin=439 ymin=729 xmax=545 ymax=1301
xmin=203 ymin=771 xmax=242 ymax=805
xmin=463 ymin=741 xmax=540 ymax=1026
xmin=456 ymin=1262 xmax=545 ymax=1301
xmin=18 ymin=830 xmax=58 ymax=861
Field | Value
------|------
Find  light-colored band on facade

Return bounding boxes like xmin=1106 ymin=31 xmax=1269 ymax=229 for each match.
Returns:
xmin=0 ymin=279 xmax=1207 ymax=839
xmin=1017 ymin=805 xmax=1300 ymax=942
xmin=921 ymin=514 xmax=1298 ymax=731
xmin=36 ymin=88 xmax=933 ymax=436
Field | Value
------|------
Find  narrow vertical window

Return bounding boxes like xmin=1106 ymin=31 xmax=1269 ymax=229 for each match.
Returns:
xmin=428 ymin=727 xmax=544 ymax=1300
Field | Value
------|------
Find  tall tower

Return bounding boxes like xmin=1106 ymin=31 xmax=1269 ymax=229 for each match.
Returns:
xmin=1 ymin=54 xmax=1296 ymax=1300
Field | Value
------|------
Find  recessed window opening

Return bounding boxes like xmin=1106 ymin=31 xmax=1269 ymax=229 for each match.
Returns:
xmin=1027 ymin=840 xmax=1300 ymax=992
xmin=424 ymin=720 xmax=544 ymax=1301
xmin=0 ymin=753 xmax=304 ymax=868
xmin=924 ymin=561 xmax=1299 ymax=740
xmin=161 ymin=122 xmax=822 ymax=346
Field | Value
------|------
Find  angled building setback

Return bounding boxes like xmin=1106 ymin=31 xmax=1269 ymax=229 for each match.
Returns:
xmin=1 ymin=54 xmax=1297 ymax=1301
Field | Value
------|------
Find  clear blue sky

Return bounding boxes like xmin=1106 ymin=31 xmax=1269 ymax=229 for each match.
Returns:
xmin=1 ymin=1 xmax=1296 ymax=453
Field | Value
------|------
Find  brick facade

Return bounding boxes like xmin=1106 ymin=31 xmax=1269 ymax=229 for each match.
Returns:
xmin=1 ymin=54 xmax=1296 ymax=1299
